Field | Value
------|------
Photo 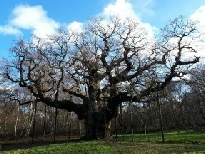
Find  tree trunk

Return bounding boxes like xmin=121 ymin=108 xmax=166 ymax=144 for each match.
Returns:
xmin=157 ymin=92 xmax=165 ymax=143
xmin=43 ymin=104 xmax=47 ymax=139
xmin=31 ymin=101 xmax=37 ymax=144
xmin=14 ymin=105 xmax=20 ymax=138
xmin=79 ymin=78 xmax=117 ymax=140
xmin=84 ymin=110 xmax=112 ymax=140
xmin=83 ymin=79 xmax=113 ymax=140
xmin=53 ymin=107 xmax=58 ymax=142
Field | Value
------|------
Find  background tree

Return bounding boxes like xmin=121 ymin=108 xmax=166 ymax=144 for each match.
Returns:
xmin=184 ymin=67 xmax=205 ymax=129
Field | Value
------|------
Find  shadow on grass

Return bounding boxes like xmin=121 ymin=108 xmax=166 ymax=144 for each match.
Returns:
xmin=1 ymin=137 xmax=80 ymax=151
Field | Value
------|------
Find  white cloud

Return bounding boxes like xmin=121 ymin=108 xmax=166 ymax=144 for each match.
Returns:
xmin=102 ymin=0 xmax=139 ymax=20
xmin=0 ymin=25 xmax=22 ymax=35
xmin=190 ymin=5 xmax=205 ymax=58
xmin=0 ymin=5 xmax=60 ymax=38
xmin=190 ymin=5 xmax=205 ymax=29
xmin=10 ymin=5 xmax=59 ymax=38
xmin=101 ymin=0 xmax=156 ymax=39
xmin=67 ymin=21 xmax=83 ymax=33
xmin=1 ymin=1 xmax=156 ymax=39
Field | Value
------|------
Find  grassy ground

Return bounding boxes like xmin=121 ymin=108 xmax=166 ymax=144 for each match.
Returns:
xmin=1 ymin=131 xmax=205 ymax=154
xmin=117 ymin=130 xmax=205 ymax=144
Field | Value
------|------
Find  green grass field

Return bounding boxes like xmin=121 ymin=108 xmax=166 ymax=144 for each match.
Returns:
xmin=1 ymin=131 xmax=205 ymax=154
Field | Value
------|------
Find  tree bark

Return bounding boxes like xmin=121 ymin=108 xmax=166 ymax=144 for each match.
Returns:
xmin=83 ymin=109 xmax=112 ymax=140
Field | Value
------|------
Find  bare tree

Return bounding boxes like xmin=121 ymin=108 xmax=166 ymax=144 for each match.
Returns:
xmin=5 ymin=16 xmax=200 ymax=139
xmin=184 ymin=67 xmax=205 ymax=129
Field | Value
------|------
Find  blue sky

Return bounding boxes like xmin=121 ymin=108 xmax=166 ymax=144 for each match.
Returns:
xmin=0 ymin=0 xmax=205 ymax=58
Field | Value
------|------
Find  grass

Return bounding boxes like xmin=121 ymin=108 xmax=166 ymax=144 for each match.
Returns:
xmin=117 ymin=130 xmax=205 ymax=144
xmin=1 ymin=131 xmax=205 ymax=154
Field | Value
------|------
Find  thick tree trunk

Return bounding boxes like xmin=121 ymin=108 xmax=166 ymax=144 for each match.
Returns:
xmin=84 ymin=110 xmax=112 ymax=140
xmin=83 ymin=78 xmax=114 ymax=140
xmin=84 ymin=78 xmax=108 ymax=139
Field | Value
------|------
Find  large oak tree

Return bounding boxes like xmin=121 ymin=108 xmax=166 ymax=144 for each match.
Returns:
xmin=5 ymin=16 xmax=200 ymax=139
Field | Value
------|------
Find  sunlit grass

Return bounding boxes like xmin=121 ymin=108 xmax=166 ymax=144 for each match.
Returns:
xmin=117 ymin=131 xmax=205 ymax=144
